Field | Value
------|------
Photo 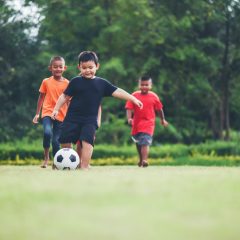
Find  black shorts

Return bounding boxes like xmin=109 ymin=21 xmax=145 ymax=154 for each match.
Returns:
xmin=59 ymin=121 xmax=97 ymax=146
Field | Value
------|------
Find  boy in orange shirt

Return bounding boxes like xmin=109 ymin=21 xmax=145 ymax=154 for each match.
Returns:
xmin=33 ymin=56 xmax=69 ymax=168
xmin=125 ymin=76 xmax=168 ymax=167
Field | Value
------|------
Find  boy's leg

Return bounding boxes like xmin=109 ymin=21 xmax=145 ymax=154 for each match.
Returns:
xmin=52 ymin=120 xmax=62 ymax=157
xmin=141 ymin=145 xmax=149 ymax=167
xmin=42 ymin=148 xmax=50 ymax=168
xmin=136 ymin=133 xmax=152 ymax=167
xmin=80 ymin=141 xmax=93 ymax=169
xmin=76 ymin=141 xmax=82 ymax=168
xmin=79 ymin=124 xmax=96 ymax=169
xmin=42 ymin=117 xmax=52 ymax=167
xmin=136 ymin=144 xmax=143 ymax=167
xmin=133 ymin=133 xmax=151 ymax=167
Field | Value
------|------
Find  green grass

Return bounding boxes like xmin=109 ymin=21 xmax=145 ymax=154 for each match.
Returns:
xmin=0 ymin=166 xmax=240 ymax=240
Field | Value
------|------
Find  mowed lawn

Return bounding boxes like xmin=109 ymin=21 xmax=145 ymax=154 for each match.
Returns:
xmin=0 ymin=166 xmax=240 ymax=240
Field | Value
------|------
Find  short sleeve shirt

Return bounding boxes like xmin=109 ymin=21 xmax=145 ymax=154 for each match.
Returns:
xmin=125 ymin=91 xmax=163 ymax=136
xmin=64 ymin=76 xmax=117 ymax=122
xmin=39 ymin=76 xmax=69 ymax=122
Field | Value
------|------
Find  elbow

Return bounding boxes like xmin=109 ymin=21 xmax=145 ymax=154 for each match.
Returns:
xmin=112 ymin=88 xmax=119 ymax=97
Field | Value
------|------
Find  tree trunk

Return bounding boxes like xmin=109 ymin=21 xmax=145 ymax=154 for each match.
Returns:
xmin=220 ymin=8 xmax=231 ymax=140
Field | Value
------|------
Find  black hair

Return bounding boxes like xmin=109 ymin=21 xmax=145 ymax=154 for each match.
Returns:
xmin=140 ymin=75 xmax=152 ymax=82
xmin=49 ymin=56 xmax=65 ymax=66
xmin=78 ymin=51 xmax=99 ymax=65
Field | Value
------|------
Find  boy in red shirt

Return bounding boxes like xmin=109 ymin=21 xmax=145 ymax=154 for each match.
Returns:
xmin=125 ymin=76 xmax=168 ymax=167
xmin=33 ymin=56 xmax=69 ymax=168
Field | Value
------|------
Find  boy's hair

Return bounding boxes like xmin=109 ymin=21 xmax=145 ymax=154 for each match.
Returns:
xmin=78 ymin=51 xmax=99 ymax=65
xmin=49 ymin=56 xmax=65 ymax=66
xmin=140 ymin=76 xmax=152 ymax=82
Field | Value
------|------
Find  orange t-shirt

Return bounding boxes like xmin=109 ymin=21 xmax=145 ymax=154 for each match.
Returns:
xmin=39 ymin=76 xmax=69 ymax=122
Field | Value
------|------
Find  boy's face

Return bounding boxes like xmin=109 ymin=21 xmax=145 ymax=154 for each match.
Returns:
xmin=49 ymin=60 xmax=66 ymax=78
xmin=78 ymin=61 xmax=99 ymax=79
xmin=139 ymin=80 xmax=152 ymax=94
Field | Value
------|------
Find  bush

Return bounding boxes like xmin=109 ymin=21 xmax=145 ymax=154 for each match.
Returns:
xmin=1 ymin=140 xmax=240 ymax=164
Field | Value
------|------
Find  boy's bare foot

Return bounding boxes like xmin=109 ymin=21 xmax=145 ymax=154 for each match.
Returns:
xmin=41 ymin=161 xmax=48 ymax=168
xmin=52 ymin=164 xmax=57 ymax=170
xmin=138 ymin=161 xmax=143 ymax=167
xmin=80 ymin=167 xmax=89 ymax=171
xmin=142 ymin=160 xmax=149 ymax=167
xmin=80 ymin=164 xmax=91 ymax=170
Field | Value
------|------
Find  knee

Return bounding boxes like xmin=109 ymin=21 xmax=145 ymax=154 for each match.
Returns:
xmin=52 ymin=138 xmax=59 ymax=146
xmin=43 ymin=128 xmax=52 ymax=139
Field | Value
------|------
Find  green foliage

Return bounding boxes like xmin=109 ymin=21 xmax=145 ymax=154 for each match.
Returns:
xmin=0 ymin=0 xmax=41 ymax=141
xmin=1 ymin=140 xmax=240 ymax=167
xmin=96 ymin=115 xmax=130 ymax=145
xmin=1 ymin=0 xmax=240 ymax=144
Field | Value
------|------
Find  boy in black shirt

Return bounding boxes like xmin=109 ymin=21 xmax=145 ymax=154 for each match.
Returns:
xmin=52 ymin=51 xmax=143 ymax=169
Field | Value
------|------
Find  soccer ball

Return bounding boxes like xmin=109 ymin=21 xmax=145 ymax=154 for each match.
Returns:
xmin=53 ymin=148 xmax=80 ymax=170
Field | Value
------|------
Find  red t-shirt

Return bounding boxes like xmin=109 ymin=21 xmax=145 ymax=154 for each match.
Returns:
xmin=125 ymin=91 xmax=163 ymax=136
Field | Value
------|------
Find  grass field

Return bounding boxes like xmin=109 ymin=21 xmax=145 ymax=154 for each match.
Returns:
xmin=0 ymin=166 xmax=240 ymax=240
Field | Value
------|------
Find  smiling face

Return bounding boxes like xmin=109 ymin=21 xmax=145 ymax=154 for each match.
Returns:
xmin=139 ymin=79 xmax=152 ymax=94
xmin=78 ymin=61 xmax=99 ymax=79
xmin=49 ymin=60 xmax=66 ymax=79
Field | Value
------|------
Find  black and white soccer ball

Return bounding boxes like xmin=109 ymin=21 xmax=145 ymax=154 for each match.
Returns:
xmin=53 ymin=148 xmax=80 ymax=170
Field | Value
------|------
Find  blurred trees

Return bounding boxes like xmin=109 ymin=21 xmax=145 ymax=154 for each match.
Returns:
xmin=1 ymin=0 xmax=240 ymax=144
xmin=0 ymin=0 xmax=40 ymax=141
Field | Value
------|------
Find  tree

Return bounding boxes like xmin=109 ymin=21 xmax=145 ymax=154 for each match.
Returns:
xmin=2 ymin=0 xmax=240 ymax=143
xmin=0 ymin=0 xmax=40 ymax=141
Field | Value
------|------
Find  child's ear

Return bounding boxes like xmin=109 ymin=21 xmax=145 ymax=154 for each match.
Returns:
xmin=96 ymin=63 xmax=100 ymax=70
xmin=48 ymin=65 xmax=52 ymax=71
xmin=64 ymin=65 xmax=67 ymax=71
xmin=77 ymin=64 xmax=81 ymax=70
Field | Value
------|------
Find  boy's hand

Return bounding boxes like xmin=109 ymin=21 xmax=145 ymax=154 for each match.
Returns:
xmin=32 ymin=114 xmax=39 ymax=124
xmin=133 ymin=98 xmax=143 ymax=109
xmin=127 ymin=118 xmax=133 ymax=125
xmin=161 ymin=119 xmax=169 ymax=127
xmin=51 ymin=110 xmax=59 ymax=120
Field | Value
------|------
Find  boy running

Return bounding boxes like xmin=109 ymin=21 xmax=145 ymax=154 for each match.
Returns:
xmin=33 ymin=56 xmax=69 ymax=168
xmin=51 ymin=51 xmax=143 ymax=169
xmin=125 ymin=76 xmax=168 ymax=167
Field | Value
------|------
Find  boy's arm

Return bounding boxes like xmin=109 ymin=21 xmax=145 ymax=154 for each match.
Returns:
xmin=32 ymin=93 xmax=45 ymax=124
xmin=126 ymin=109 xmax=133 ymax=125
xmin=156 ymin=109 xmax=169 ymax=127
xmin=112 ymin=88 xmax=143 ymax=109
xmin=97 ymin=105 xmax=102 ymax=128
xmin=51 ymin=93 xmax=71 ymax=120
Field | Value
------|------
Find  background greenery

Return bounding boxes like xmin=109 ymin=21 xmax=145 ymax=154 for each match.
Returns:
xmin=1 ymin=0 xmax=240 ymax=144
xmin=1 ymin=140 xmax=240 ymax=166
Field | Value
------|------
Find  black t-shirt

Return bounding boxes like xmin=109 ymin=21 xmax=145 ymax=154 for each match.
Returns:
xmin=64 ymin=76 xmax=117 ymax=122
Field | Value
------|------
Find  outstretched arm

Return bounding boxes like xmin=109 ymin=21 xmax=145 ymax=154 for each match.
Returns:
xmin=156 ymin=109 xmax=169 ymax=127
xmin=51 ymin=93 xmax=71 ymax=120
xmin=112 ymin=88 xmax=143 ymax=109
xmin=32 ymin=93 xmax=45 ymax=124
